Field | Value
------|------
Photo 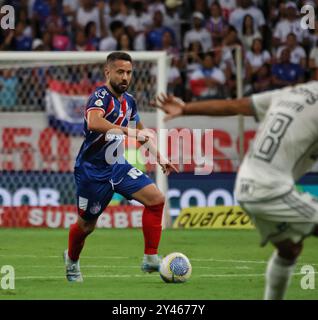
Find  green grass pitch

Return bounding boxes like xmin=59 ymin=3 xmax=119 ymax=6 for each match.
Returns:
xmin=0 ymin=228 xmax=317 ymax=300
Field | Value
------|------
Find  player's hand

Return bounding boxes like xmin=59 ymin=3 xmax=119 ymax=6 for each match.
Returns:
xmin=152 ymin=94 xmax=186 ymax=121
xmin=160 ymin=161 xmax=179 ymax=176
xmin=127 ymin=128 xmax=154 ymax=142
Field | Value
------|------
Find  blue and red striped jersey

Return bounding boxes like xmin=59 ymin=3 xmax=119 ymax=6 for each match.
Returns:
xmin=75 ymin=85 xmax=140 ymax=168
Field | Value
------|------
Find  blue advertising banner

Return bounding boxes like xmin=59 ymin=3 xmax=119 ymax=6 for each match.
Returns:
xmin=1 ymin=172 xmax=317 ymax=217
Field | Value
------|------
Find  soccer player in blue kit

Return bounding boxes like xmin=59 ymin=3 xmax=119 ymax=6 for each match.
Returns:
xmin=63 ymin=52 xmax=177 ymax=282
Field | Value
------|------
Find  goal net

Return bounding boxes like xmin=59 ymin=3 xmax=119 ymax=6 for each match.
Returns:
xmin=0 ymin=51 xmax=170 ymax=228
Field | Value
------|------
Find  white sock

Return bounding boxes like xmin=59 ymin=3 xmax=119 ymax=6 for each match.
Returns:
xmin=264 ymin=251 xmax=296 ymax=300
xmin=144 ymin=254 xmax=158 ymax=263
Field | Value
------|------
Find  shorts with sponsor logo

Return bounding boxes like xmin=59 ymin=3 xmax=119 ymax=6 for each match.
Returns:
xmin=239 ymin=189 xmax=318 ymax=246
xmin=74 ymin=160 xmax=153 ymax=221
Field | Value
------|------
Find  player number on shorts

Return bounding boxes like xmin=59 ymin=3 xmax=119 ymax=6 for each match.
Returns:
xmin=127 ymin=168 xmax=143 ymax=179
xmin=253 ymin=113 xmax=293 ymax=162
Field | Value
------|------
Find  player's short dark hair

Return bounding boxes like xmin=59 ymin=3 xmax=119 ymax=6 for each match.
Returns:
xmin=106 ymin=51 xmax=132 ymax=66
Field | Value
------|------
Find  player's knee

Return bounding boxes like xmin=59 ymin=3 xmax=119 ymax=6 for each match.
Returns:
xmin=77 ymin=218 xmax=96 ymax=234
xmin=147 ymin=191 xmax=165 ymax=207
xmin=277 ymin=242 xmax=303 ymax=261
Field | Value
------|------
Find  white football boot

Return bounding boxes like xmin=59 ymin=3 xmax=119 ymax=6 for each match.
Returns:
xmin=141 ymin=254 xmax=161 ymax=273
xmin=63 ymin=249 xmax=83 ymax=282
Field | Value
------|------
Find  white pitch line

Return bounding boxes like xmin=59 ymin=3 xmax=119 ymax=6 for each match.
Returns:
xmin=191 ymin=258 xmax=268 ymax=264
xmin=15 ymin=272 xmax=318 ymax=281
xmin=0 ymin=254 xmax=130 ymax=259
xmin=1 ymin=254 xmax=317 ymax=266
xmin=13 ymin=265 xmax=253 ymax=270
xmin=15 ymin=274 xmax=148 ymax=280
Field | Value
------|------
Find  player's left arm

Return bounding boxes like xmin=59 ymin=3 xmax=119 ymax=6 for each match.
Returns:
xmin=135 ymin=120 xmax=178 ymax=175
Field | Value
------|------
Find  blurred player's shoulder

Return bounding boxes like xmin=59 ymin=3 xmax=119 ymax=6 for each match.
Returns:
xmin=289 ymin=81 xmax=318 ymax=93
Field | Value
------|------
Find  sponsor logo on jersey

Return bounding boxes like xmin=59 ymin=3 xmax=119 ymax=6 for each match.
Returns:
xmin=95 ymin=99 xmax=103 ymax=107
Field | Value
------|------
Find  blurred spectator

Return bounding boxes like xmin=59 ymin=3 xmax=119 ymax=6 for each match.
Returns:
xmin=85 ymin=21 xmax=100 ymax=50
xmin=219 ymin=26 xmax=241 ymax=95
xmin=104 ymin=0 xmax=128 ymax=30
xmin=309 ymin=20 xmax=318 ymax=47
xmin=16 ymin=7 xmax=33 ymax=38
xmin=0 ymin=69 xmax=18 ymax=109
xmin=206 ymin=1 xmax=229 ymax=47
xmin=74 ymin=29 xmax=95 ymax=51
xmin=32 ymin=38 xmax=45 ymax=51
xmin=167 ymin=59 xmax=183 ymax=96
xmin=183 ymin=12 xmax=212 ymax=52
xmin=193 ymin=0 xmax=209 ymax=15
xmin=32 ymin=0 xmax=53 ymax=37
xmin=45 ymin=2 xmax=71 ymax=51
xmin=161 ymin=30 xmax=179 ymax=57
xmin=309 ymin=39 xmax=318 ymax=80
xmin=99 ymin=20 xmax=125 ymax=51
xmin=44 ymin=0 xmax=68 ymax=34
xmin=147 ymin=0 xmax=166 ymax=16
xmin=181 ymin=41 xmax=204 ymax=101
xmin=125 ymin=1 xmax=152 ymax=33
xmin=213 ymin=46 xmax=234 ymax=97
xmin=222 ymin=25 xmax=241 ymax=47
xmin=217 ymin=0 xmax=237 ymax=21
xmin=189 ymin=52 xmax=226 ymax=99
xmin=146 ymin=10 xmax=176 ymax=50
xmin=117 ymin=32 xmax=134 ymax=51
xmin=164 ymin=0 xmax=182 ymax=48
xmin=266 ymin=0 xmax=283 ymax=29
xmin=76 ymin=0 xmax=106 ymax=38
xmin=253 ymin=63 xmax=272 ymax=93
xmin=239 ymin=14 xmax=262 ymax=51
xmin=273 ymin=1 xmax=309 ymax=48
xmin=63 ymin=0 xmax=79 ymax=25
xmin=229 ymin=0 xmax=265 ymax=34
xmin=124 ymin=0 xmax=151 ymax=51
xmin=13 ymin=21 xmax=33 ymax=51
xmin=245 ymin=38 xmax=271 ymax=87
xmin=272 ymin=48 xmax=304 ymax=88
xmin=41 ymin=31 xmax=53 ymax=50
xmin=182 ymin=41 xmax=204 ymax=76
xmin=276 ymin=33 xmax=307 ymax=69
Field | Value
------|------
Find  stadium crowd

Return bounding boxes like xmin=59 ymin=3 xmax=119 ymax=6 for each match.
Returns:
xmin=0 ymin=0 xmax=318 ymax=104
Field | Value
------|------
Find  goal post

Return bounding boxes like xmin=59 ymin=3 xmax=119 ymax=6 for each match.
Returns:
xmin=0 ymin=51 xmax=171 ymax=227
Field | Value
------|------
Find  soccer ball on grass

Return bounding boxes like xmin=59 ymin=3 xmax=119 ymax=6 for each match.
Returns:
xmin=159 ymin=252 xmax=192 ymax=283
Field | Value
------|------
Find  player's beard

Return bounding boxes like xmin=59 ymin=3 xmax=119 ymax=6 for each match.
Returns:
xmin=110 ymin=79 xmax=130 ymax=95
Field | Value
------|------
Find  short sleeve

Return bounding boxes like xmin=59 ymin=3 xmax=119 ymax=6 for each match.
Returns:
xmin=85 ymin=89 xmax=111 ymax=117
xmin=251 ymin=90 xmax=277 ymax=122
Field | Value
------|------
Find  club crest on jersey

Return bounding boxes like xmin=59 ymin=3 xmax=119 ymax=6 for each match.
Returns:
xmin=90 ymin=202 xmax=101 ymax=215
xmin=95 ymin=89 xmax=107 ymax=99
xmin=95 ymin=99 xmax=103 ymax=107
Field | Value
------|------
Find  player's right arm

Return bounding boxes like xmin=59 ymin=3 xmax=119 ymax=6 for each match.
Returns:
xmin=87 ymin=109 xmax=151 ymax=141
xmin=87 ymin=109 xmax=128 ymax=134
xmin=154 ymin=94 xmax=254 ymax=121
